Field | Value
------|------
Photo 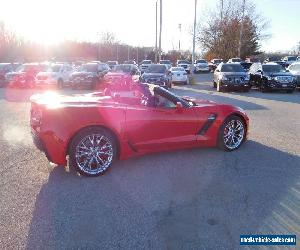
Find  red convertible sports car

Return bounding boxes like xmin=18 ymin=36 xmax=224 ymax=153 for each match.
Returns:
xmin=30 ymin=84 xmax=249 ymax=176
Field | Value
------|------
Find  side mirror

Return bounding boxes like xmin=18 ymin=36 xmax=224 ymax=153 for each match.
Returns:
xmin=176 ymin=102 xmax=183 ymax=111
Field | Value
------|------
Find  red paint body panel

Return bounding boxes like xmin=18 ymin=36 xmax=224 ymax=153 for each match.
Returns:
xmin=30 ymin=91 xmax=249 ymax=166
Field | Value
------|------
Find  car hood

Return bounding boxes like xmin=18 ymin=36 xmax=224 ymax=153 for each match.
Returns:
xmin=71 ymin=72 xmax=96 ymax=77
xmin=6 ymin=72 xmax=25 ymax=77
xmin=106 ymin=72 xmax=130 ymax=77
xmin=221 ymin=72 xmax=248 ymax=77
xmin=264 ymin=72 xmax=293 ymax=77
xmin=36 ymin=72 xmax=58 ymax=77
xmin=196 ymin=63 xmax=209 ymax=66
xmin=142 ymin=73 xmax=165 ymax=78
xmin=290 ymin=70 xmax=300 ymax=76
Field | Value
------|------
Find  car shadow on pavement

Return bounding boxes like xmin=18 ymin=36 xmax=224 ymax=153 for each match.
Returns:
xmin=26 ymin=140 xmax=299 ymax=249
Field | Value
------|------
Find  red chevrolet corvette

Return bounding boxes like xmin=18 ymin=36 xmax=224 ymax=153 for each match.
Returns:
xmin=30 ymin=84 xmax=249 ymax=176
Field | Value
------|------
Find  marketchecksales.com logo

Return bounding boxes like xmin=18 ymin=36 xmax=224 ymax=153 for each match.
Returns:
xmin=240 ymin=235 xmax=296 ymax=246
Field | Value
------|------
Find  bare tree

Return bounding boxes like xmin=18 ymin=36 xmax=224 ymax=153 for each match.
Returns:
xmin=196 ymin=0 xmax=269 ymax=60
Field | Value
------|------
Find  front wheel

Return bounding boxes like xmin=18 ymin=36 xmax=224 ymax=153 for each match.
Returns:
xmin=69 ymin=127 xmax=117 ymax=176
xmin=218 ymin=115 xmax=246 ymax=151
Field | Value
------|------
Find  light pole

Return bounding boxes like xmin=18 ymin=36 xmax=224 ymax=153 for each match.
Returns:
xmin=178 ymin=23 xmax=181 ymax=52
xmin=155 ymin=0 xmax=158 ymax=63
xmin=192 ymin=0 xmax=197 ymax=72
xmin=238 ymin=0 xmax=246 ymax=58
xmin=127 ymin=46 xmax=130 ymax=60
xmin=158 ymin=0 xmax=162 ymax=62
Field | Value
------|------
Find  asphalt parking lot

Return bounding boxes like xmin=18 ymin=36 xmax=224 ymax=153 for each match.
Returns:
xmin=0 ymin=74 xmax=299 ymax=249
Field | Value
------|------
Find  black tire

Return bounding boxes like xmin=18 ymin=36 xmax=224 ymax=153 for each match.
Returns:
xmin=69 ymin=127 xmax=117 ymax=177
xmin=286 ymin=89 xmax=294 ymax=94
xmin=260 ymin=85 xmax=267 ymax=93
xmin=243 ymin=87 xmax=250 ymax=92
xmin=58 ymin=79 xmax=63 ymax=89
xmin=213 ymin=81 xmax=217 ymax=88
xmin=218 ymin=115 xmax=246 ymax=151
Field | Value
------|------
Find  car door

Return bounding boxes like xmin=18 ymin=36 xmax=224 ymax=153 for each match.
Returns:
xmin=125 ymin=92 xmax=202 ymax=152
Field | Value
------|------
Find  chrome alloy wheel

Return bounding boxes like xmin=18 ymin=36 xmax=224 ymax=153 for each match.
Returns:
xmin=75 ymin=134 xmax=113 ymax=175
xmin=223 ymin=119 xmax=245 ymax=150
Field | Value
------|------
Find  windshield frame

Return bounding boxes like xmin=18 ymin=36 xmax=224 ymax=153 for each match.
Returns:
xmin=221 ymin=64 xmax=244 ymax=72
xmin=145 ymin=65 xmax=167 ymax=74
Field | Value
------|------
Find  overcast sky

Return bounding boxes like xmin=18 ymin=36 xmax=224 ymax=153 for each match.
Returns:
xmin=0 ymin=0 xmax=299 ymax=53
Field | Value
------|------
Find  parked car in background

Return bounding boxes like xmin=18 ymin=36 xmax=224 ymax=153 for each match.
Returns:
xmin=102 ymin=64 xmax=140 ymax=91
xmin=69 ymin=62 xmax=109 ymax=89
xmin=194 ymin=59 xmax=210 ymax=73
xmin=170 ymin=67 xmax=189 ymax=85
xmin=0 ymin=63 xmax=20 ymax=87
xmin=287 ymin=62 xmax=300 ymax=89
xmin=106 ymin=61 xmax=118 ymax=70
xmin=213 ymin=63 xmax=250 ymax=92
xmin=5 ymin=63 xmax=48 ymax=88
xmin=35 ymin=64 xmax=73 ymax=88
xmin=159 ymin=59 xmax=172 ymax=70
xmin=240 ymin=62 xmax=253 ymax=71
xmin=282 ymin=56 xmax=297 ymax=67
xmin=140 ymin=64 xmax=171 ymax=88
xmin=177 ymin=60 xmax=191 ymax=74
xmin=249 ymin=63 xmax=296 ymax=93
xmin=245 ymin=57 xmax=260 ymax=63
xmin=30 ymin=84 xmax=249 ymax=176
xmin=139 ymin=60 xmax=152 ymax=73
xmin=209 ymin=59 xmax=223 ymax=72
xmin=274 ymin=61 xmax=289 ymax=68
xmin=227 ymin=58 xmax=242 ymax=63
xmin=124 ymin=60 xmax=137 ymax=65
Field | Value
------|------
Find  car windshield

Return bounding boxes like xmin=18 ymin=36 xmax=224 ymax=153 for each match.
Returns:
xmin=143 ymin=84 xmax=190 ymax=107
xmin=47 ymin=65 xmax=62 ymax=72
xmin=287 ymin=56 xmax=297 ymax=61
xmin=178 ymin=60 xmax=190 ymax=64
xmin=113 ymin=65 xmax=132 ymax=73
xmin=107 ymin=61 xmax=117 ymax=65
xmin=145 ymin=65 xmax=166 ymax=73
xmin=289 ymin=64 xmax=300 ymax=71
xmin=80 ymin=64 xmax=98 ymax=72
xmin=171 ymin=67 xmax=185 ymax=72
xmin=160 ymin=60 xmax=171 ymax=64
xmin=196 ymin=60 xmax=207 ymax=63
xmin=16 ymin=64 xmax=40 ymax=72
xmin=0 ymin=63 xmax=10 ymax=70
xmin=141 ymin=60 xmax=152 ymax=64
xmin=213 ymin=59 xmax=222 ymax=63
xmin=262 ymin=64 xmax=286 ymax=73
xmin=221 ymin=64 xmax=244 ymax=72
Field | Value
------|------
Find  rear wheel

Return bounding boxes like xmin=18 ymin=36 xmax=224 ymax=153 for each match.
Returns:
xmin=69 ymin=127 xmax=117 ymax=176
xmin=218 ymin=115 xmax=246 ymax=151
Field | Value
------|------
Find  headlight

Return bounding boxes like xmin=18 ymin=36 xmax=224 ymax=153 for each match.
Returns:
xmin=221 ymin=75 xmax=228 ymax=80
